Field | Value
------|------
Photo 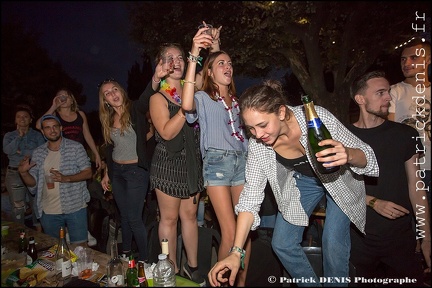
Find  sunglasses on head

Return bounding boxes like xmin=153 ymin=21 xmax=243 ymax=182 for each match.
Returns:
xmin=97 ymin=78 xmax=116 ymax=89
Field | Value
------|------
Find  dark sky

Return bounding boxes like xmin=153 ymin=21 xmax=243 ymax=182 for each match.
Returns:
xmin=2 ymin=1 xmax=142 ymax=113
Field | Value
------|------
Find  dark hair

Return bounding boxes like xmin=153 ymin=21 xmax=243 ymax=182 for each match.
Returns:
xmin=239 ymin=79 xmax=289 ymax=119
xmin=15 ymin=104 xmax=34 ymax=119
xmin=350 ymin=70 xmax=386 ymax=100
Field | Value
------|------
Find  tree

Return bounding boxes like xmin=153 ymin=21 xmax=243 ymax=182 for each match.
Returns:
xmin=1 ymin=22 xmax=85 ymax=137
xmin=128 ymin=1 xmax=431 ymax=123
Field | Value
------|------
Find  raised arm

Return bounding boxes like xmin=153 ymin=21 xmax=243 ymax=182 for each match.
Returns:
xmin=182 ymin=25 xmax=213 ymax=112
xmin=35 ymin=96 xmax=64 ymax=130
xmin=196 ymin=25 xmax=222 ymax=90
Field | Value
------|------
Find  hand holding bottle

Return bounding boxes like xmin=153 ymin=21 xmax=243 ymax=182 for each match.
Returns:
xmin=315 ymin=139 xmax=349 ymax=167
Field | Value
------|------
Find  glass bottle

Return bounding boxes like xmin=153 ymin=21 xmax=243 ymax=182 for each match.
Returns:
xmin=18 ymin=229 xmax=27 ymax=254
xmin=126 ymin=254 xmax=138 ymax=287
xmin=107 ymin=239 xmax=125 ymax=287
xmin=153 ymin=254 xmax=176 ymax=287
xmin=301 ymin=94 xmax=340 ymax=174
xmin=138 ymin=260 xmax=148 ymax=287
xmin=54 ymin=227 xmax=72 ymax=280
xmin=27 ymin=236 xmax=38 ymax=264
xmin=161 ymin=239 xmax=175 ymax=267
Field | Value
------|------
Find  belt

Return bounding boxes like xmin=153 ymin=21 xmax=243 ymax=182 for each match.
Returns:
xmin=7 ymin=166 xmax=18 ymax=171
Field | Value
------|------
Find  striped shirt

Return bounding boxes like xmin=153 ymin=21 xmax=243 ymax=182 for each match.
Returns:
xmin=28 ymin=137 xmax=91 ymax=218
xmin=186 ymin=90 xmax=249 ymax=156
xmin=235 ymin=105 xmax=379 ymax=233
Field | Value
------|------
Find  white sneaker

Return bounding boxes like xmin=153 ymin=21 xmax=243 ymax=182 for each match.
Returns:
xmin=87 ymin=231 xmax=97 ymax=246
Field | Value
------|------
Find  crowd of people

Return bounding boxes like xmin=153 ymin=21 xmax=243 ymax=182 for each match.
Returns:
xmin=2 ymin=23 xmax=430 ymax=287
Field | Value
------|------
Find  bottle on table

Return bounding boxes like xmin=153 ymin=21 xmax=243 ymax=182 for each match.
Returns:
xmin=18 ymin=229 xmax=27 ymax=254
xmin=27 ymin=236 xmax=38 ymax=264
xmin=138 ymin=260 xmax=149 ymax=287
xmin=126 ymin=253 xmax=138 ymax=287
xmin=153 ymin=253 xmax=176 ymax=287
xmin=161 ymin=238 xmax=175 ymax=267
xmin=54 ymin=226 xmax=72 ymax=281
xmin=107 ymin=239 xmax=125 ymax=287
xmin=301 ymin=94 xmax=340 ymax=174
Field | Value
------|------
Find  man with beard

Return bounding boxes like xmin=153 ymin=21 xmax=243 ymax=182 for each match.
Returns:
xmin=347 ymin=71 xmax=430 ymax=286
xmin=18 ymin=114 xmax=92 ymax=245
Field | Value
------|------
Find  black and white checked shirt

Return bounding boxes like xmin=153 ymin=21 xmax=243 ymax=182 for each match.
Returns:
xmin=235 ymin=105 xmax=379 ymax=233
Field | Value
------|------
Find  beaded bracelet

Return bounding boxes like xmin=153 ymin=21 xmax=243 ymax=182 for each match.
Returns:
xmin=229 ymin=246 xmax=245 ymax=269
xmin=187 ymin=52 xmax=203 ymax=66
xmin=152 ymin=76 xmax=161 ymax=84
xmin=183 ymin=80 xmax=196 ymax=85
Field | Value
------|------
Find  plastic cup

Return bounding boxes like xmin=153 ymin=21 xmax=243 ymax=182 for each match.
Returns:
xmin=1 ymin=226 xmax=9 ymax=237
xmin=77 ymin=248 xmax=93 ymax=279
xmin=197 ymin=23 xmax=214 ymax=48
xmin=45 ymin=174 xmax=54 ymax=189
xmin=162 ymin=55 xmax=174 ymax=73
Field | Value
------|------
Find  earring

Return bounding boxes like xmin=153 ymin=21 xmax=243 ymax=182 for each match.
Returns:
xmin=105 ymin=102 xmax=111 ymax=107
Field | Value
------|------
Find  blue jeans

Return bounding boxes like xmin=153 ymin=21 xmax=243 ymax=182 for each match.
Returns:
xmin=272 ymin=172 xmax=350 ymax=287
xmin=40 ymin=207 xmax=88 ymax=243
xmin=112 ymin=162 xmax=149 ymax=261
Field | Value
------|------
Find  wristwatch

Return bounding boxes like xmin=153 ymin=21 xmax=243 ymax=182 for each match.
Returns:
xmin=368 ymin=197 xmax=377 ymax=209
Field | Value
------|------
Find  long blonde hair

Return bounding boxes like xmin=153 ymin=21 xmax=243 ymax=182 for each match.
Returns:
xmin=98 ymin=79 xmax=132 ymax=145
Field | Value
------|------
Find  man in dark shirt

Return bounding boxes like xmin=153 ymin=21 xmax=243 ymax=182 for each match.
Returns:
xmin=347 ymin=70 xmax=430 ymax=286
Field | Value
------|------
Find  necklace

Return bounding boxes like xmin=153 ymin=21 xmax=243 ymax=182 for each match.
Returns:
xmin=217 ymin=94 xmax=245 ymax=142
xmin=160 ymin=79 xmax=184 ymax=105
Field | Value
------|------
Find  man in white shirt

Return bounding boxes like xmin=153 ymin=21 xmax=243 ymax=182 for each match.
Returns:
xmin=388 ymin=38 xmax=431 ymax=208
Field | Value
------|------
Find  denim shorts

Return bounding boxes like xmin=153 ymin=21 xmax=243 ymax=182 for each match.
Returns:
xmin=203 ymin=148 xmax=247 ymax=187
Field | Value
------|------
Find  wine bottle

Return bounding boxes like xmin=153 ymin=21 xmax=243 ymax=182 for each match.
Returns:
xmin=54 ymin=227 xmax=72 ymax=281
xmin=301 ymin=95 xmax=340 ymax=174
xmin=27 ymin=236 xmax=38 ymax=264
xmin=107 ymin=239 xmax=125 ymax=287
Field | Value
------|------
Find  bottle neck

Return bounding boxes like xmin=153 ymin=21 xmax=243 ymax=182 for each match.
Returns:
xmin=110 ymin=241 xmax=119 ymax=259
xmin=303 ymin=101 xmax=319 ymax=121
xmin=129 ymin=259 xmax=136 ymax=268
xmin=161 ymin=239 xmax=169 ymax=255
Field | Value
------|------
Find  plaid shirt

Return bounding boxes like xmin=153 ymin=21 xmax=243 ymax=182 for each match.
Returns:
xmin=235 ymin=105 xmax=379 ymax=233
xmin=28 ymin=137 xmax=91 ymax=218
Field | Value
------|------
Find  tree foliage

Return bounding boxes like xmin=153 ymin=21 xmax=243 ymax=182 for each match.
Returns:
xmin=128 ymin=1 xmax=430 ymax=123
xmin=1 ymin=21 xmax=84 ymax=136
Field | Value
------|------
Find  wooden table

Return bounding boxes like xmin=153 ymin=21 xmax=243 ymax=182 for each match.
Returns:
xmin=1 ymin=220 xmax=110 ymax=287
xmin=2 ymin=220 xmax=200 ymax=287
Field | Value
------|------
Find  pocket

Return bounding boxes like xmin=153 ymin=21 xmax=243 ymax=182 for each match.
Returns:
xmin=206 ymin=153 xmax=225 ymax=164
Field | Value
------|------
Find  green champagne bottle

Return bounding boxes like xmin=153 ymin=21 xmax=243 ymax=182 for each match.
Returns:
xmin=301 ymin=95 xmax=340 ymax=174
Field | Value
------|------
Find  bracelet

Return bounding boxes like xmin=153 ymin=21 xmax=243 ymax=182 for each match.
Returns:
xmin=177 ymin=112 xmax=186 ymax=119
xmin=368 ymin=197 xmax=377 ymax=209
xmin=229 ymin=246 xmax=245 ymax=269
xmin=187 ymin=52 xmax=203 ymax=66
xmin=152 ymin=76 xmax=161 ymax=84
xmin=184 ymin=80 xmax=196 ymax=85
